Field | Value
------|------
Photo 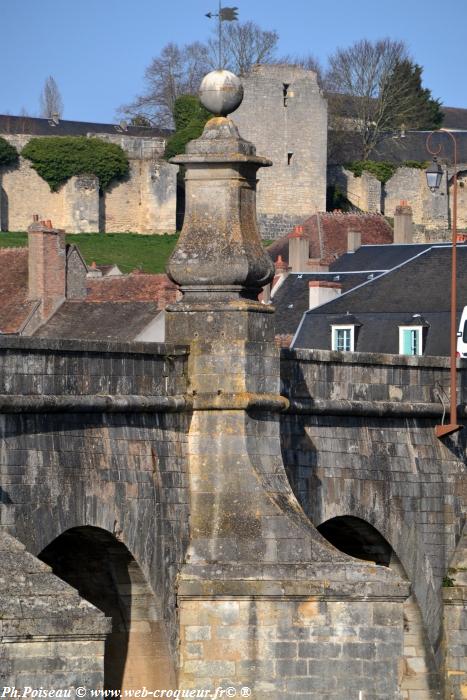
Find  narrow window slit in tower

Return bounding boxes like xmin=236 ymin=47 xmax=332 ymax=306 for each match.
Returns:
xmin=283 ymin=83 xmax=290 ymax=107
xmin=287 ymin=152 xmax=293 ymax=165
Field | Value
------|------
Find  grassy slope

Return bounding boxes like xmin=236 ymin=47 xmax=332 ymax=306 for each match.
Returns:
xmin=0 ymin=232 xmax=179 ymax=274
xmin=0 ymin=232 xmax=274 ymax=274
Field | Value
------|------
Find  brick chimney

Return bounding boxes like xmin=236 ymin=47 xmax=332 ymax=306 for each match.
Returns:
xmin=394 ymin=201 xmax=413 ymax=244
xmin=347 ymin=230 xmax=361 ymax=253
xmin=309 ymin=281 xmax=342 ymax=310
xmin=288 ymin=225 xmax=309 ymax=272
xmin=28 ymin=219 xmax=66 ymax=320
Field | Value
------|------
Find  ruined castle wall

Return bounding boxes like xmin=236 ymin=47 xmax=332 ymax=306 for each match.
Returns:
xmin=328 ymin=164 xmax=467 ymax=238
xmin=0 ymin=133 xmax=176 ymax=233
xmin=232 ymin=65 xmax=327 ymax=239
xmin=280 ymin=348 xmax=467 ymax=672
xmin=95 ymin=133 xmax=177 ymax=234
xmin=62 ymin=173 xmax=99 ymax=231
xmin=101 ymin=159 xmax=177 ymax=234
xmin=0 ymin=136 xmax=64 ymax=230
xmin=384 ymin=167 xmax=449 ymax=228
xmin=0 ymin=337 xmax=190 ymax=662
xmin=328 ymin=166 xmax=382 ymax=212
xmin=450 ymin=169 xmax=467 ymax=230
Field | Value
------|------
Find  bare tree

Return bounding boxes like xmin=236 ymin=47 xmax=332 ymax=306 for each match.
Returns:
xmin=326 ymin=38 xmax=409 ymax=158
xmin=120 ymin=22 xmax=279 ymax=128
xmin=212 ymin=21 xmax=279 ymax=75
xmin=120 ymin=42 xmax=211 ymax=128
xmin=39 ymin=76 xmax=64 ymax=119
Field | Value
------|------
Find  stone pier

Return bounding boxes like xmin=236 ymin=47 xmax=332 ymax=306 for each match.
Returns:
xmin=165 ymin=94 xmax=409 ymax=697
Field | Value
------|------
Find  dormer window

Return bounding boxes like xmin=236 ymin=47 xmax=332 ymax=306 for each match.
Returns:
xmin=330 ymin=314 xmax=362 ymax=352
xmin=332 ymin=325 xmax=354 ymax=352
xmin=398 ymin=314 xmax=429 ymax=356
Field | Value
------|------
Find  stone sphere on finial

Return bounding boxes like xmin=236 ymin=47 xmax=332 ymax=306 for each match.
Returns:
xmin=199 ymin=70 xmax=244 ymax=116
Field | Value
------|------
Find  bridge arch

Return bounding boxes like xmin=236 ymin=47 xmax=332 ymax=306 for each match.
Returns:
xmin=317 ymin=515 xmax=441 ymax=699
xmin=311 ymin=480 xmax=444 ymax=653
xmin=38 ymin=526 xmax=176 ymax=691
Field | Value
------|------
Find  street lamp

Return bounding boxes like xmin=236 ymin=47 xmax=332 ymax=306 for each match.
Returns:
xmin=426 ymin=129 xmax=462 ymax=438
xmin=425 ymin=157 xmax=443 ymax=192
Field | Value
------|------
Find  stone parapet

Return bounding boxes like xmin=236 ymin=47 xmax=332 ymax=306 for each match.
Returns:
xmin=0 ymin=336 xmax=188 ymax=397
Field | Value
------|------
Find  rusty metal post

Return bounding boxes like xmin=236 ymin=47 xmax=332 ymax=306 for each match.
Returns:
xmin=427 ymin=129 xmax=462 ymax=438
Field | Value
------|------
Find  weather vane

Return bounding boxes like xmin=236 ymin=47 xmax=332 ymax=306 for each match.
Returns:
xmin=206 ymin=2 xmax=239 ymax=69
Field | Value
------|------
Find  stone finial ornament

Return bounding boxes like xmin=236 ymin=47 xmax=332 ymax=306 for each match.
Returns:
xmin=167 ymin=71 xmax=274 ymax=304
xmin=199 ymin=69 xmax=244 ymax=116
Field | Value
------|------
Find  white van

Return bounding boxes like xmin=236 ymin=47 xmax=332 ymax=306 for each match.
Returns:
xmin=457 ymin=306 xmax=467 ymax=357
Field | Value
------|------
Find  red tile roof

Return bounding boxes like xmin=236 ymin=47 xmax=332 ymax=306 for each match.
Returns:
xmin=267 ymin=213 xmax=393 ymax=265
xmin=0 ymin=248 xmax=37 ymax=333
xmin=0 ymin=241 xmax=178 ymax=338
xmin=85 ymin=272 xmax=178 ymax=308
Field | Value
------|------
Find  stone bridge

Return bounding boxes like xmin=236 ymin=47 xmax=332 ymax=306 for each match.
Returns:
xmin=0 ymin=337 xmax=190 ymax=688
xmin=1 ymin=336 xmax=466 ymax=699
xmin=1 ymin=80 xmax=467 ymax=700
xmin=281 ymin=349 xmax=467 ymax=698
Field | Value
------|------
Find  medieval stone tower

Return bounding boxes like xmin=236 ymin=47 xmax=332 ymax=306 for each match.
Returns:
xmin=232 ymin=64 xmax=327 ymax=239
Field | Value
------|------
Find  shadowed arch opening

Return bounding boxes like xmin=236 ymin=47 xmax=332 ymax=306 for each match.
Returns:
xmin=317 ymin=515 xmax=392 ymax=566
xmin=318 ymin=515 xmax=441 ymax=698
xmin=39 ymin=526 xmax=175 ymax=691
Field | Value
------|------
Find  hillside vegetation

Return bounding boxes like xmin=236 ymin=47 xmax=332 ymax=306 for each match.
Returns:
xmin=0 ymin=232 xmax=179 ymax=274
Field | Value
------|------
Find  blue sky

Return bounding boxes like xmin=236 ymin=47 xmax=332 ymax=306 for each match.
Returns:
xmin=2 ymin=0 xmax=467 ymax=123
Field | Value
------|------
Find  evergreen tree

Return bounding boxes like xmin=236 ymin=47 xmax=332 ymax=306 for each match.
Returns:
xmin=326 ymin=39 xmax=443 ymax=158
xmin=382 ymin=60 xmax=443 ymax=131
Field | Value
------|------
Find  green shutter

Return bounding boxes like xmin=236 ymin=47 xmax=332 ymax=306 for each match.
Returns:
xmin=402 ymin=329 xmax=412 ymax=355
xmin=401 ymin=328 xmax=421 ymax=355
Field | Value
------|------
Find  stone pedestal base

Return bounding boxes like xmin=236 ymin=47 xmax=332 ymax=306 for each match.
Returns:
xmin=178 ymin=575 xmax=406 ymax=698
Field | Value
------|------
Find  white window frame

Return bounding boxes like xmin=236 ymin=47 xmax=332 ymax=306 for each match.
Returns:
xmin=331 ymin=325 xmax=355 ymax=352
xmin=399 ymin=326 xmax=423 ymax=356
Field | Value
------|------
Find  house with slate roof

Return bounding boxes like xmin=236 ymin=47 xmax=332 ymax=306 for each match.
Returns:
xmin=0 ymin=220 xmax=178 ymax=341
xmin=292 ymin=244 xmax=467 ymax=356
xmin=266 ymin=214 xmax=434 ymax=347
